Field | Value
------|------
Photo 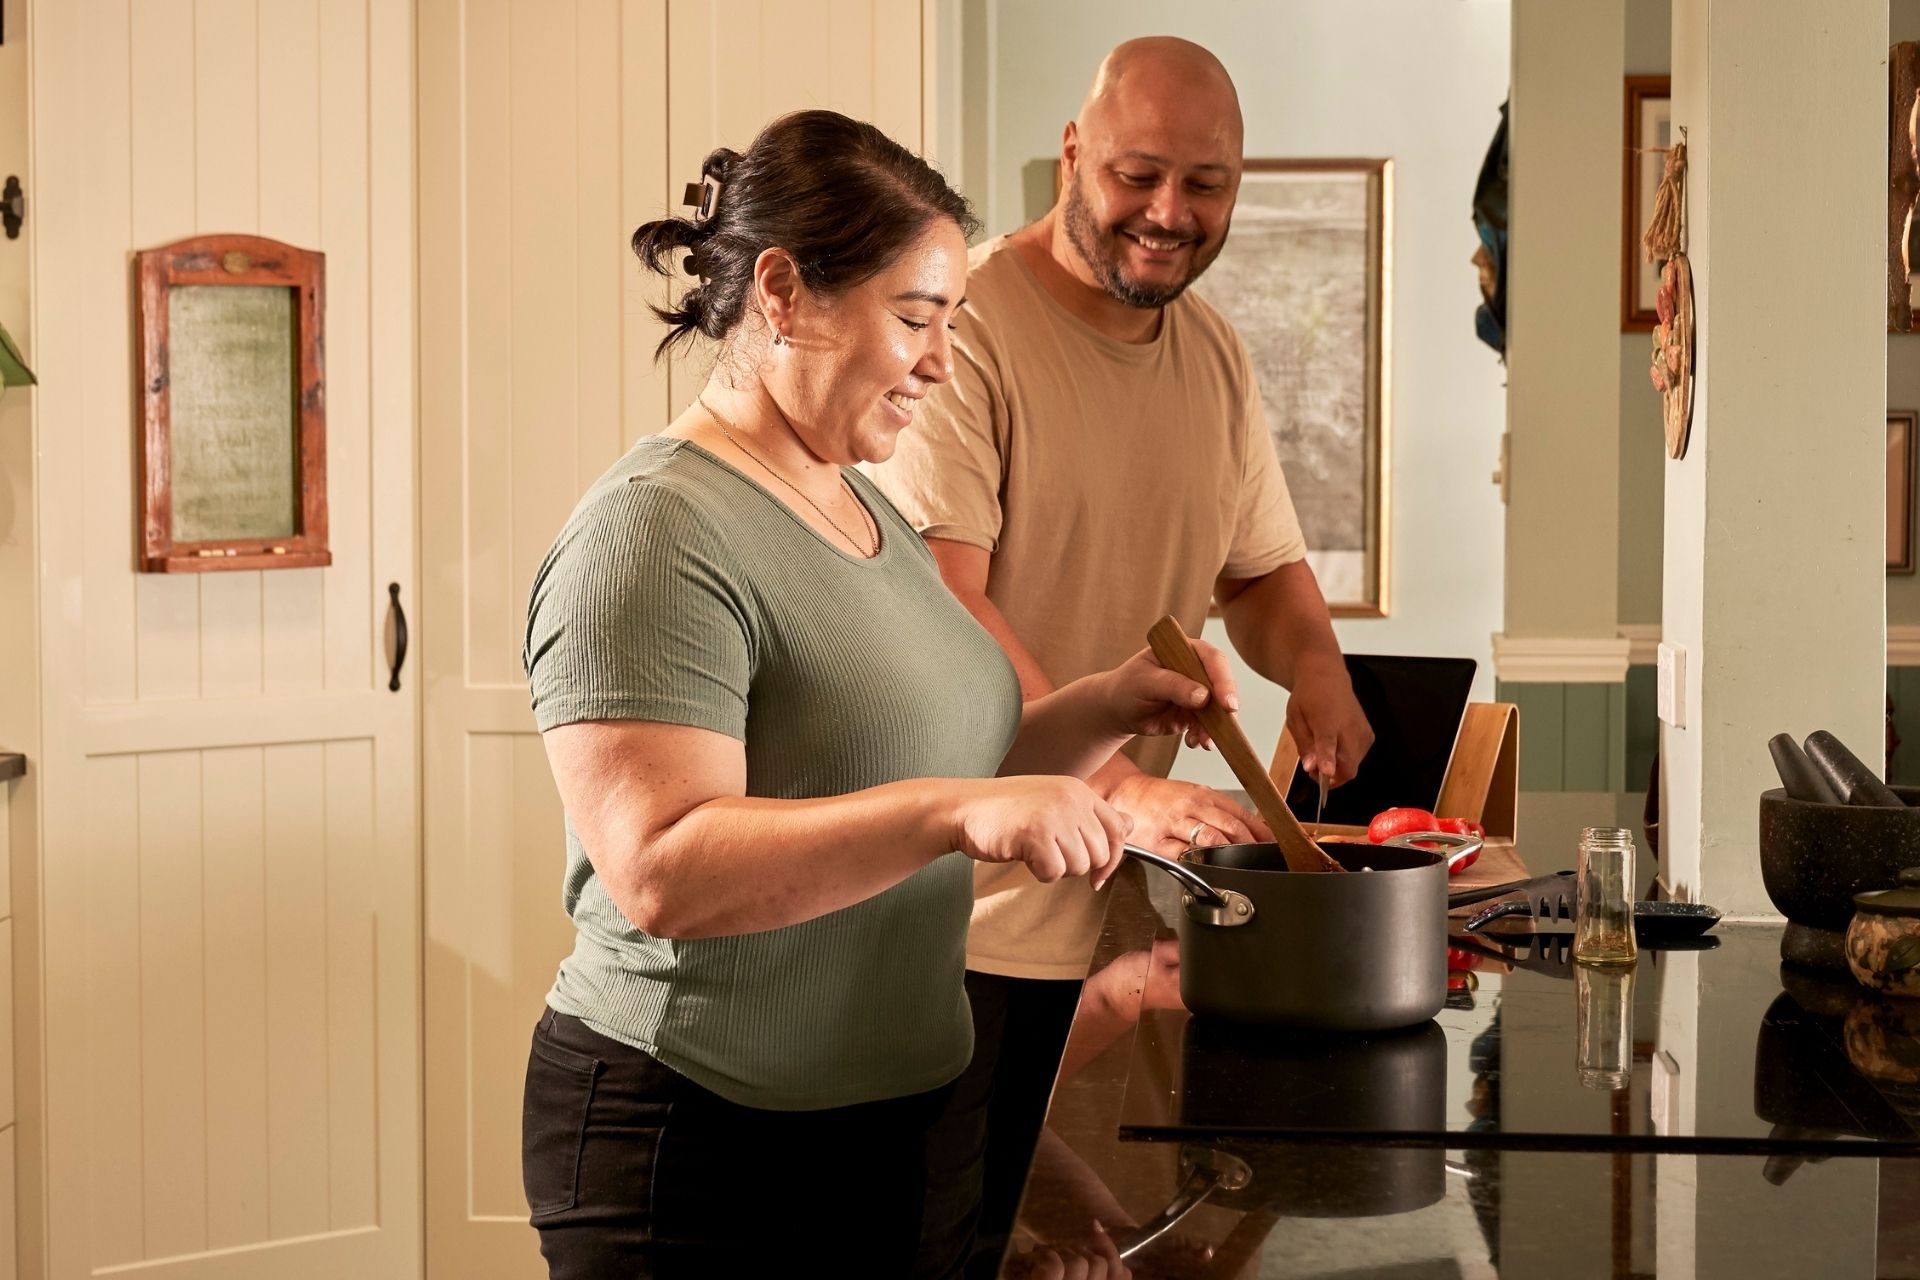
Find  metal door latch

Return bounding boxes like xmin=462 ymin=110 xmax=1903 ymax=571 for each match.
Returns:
xmin=3 ymin=177 xmax=22 ymax=239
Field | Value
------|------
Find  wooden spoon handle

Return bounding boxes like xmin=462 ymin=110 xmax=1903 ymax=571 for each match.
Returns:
xmin=1145 ymin=615 xmax=1341 ymax=874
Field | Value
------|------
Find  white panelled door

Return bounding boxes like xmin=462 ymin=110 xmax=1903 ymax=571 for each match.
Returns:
xmin=30 ymin=2 xmax=420 ymax=1279
xmin=418 ymin=2 xmax=934 ymax=1274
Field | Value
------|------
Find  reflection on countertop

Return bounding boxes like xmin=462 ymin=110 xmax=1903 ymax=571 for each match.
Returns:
xmin=998 ymin=792 xmax=1920 ymax=1279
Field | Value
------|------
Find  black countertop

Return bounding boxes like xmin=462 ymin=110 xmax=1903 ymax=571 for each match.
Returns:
xmin=997 ymin=792 xmax=1920 ymax=1278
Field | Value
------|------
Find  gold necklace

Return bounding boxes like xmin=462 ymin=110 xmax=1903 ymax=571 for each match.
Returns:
xmin=697 ymin=396 xmax=878 ymax=558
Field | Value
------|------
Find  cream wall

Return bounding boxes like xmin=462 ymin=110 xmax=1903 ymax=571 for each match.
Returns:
xmin=949 ymin=0 xmax=1511 ymax=786
xmin=1623 ymin=0 xmax=1920 ymax=629
xmin=1618 ymin=0 xmax=1671 ymax=628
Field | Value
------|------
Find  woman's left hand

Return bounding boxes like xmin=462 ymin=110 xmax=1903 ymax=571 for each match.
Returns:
xmin=1099 ymin=639 xmax=1240 ymax=747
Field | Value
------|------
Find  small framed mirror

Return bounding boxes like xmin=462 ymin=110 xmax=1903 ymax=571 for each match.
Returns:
xmin=135 ymin=234 xmax=329 ymax=572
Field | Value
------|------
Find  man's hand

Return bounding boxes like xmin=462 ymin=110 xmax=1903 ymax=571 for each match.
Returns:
xmin=1102 ymin=772 xmax=1270 ymax=853
xmin=1283 ymin=656 xmax=1374 ymax=786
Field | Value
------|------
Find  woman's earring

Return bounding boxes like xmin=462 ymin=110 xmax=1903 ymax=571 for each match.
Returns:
xmin=772 ymin=331 xmax=788 ymax=348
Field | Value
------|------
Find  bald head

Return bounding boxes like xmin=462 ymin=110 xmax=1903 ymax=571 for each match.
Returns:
xmin=1055 ymin=38 xmax=1242 ymax=310
xmin=1079 ymin=37 xmax=1243 ymax=153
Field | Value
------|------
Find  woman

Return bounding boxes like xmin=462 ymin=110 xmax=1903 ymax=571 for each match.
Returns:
xmin=520 ymin=109 xmax=1239 ymax=1279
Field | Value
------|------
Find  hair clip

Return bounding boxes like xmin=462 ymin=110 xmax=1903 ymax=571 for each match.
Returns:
xmin=683 ymin=175 xmax=724 ymax=225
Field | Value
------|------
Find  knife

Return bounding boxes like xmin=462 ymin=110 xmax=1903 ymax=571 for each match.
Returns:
xmin=1313 ymin=774 xmax=1328 ymax=828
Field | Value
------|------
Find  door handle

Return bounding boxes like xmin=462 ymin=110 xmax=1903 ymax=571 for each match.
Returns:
xmin=387 ymin=582 xmax=409 ymax=692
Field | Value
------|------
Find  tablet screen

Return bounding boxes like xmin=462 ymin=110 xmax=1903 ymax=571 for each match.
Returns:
xmin=1281 ymin=654 xmax=1477 ymax=827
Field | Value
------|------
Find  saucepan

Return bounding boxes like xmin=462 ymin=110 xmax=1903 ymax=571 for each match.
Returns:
xmin=1123 ymin=830 xmax=1481 ymax=1030
xmin=1112 ymin=1020 xmax=1450 ymax=1259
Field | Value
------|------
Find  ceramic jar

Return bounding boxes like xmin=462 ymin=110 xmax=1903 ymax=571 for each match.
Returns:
xmin=1845 ymin=868 xmax=1920 ymax=998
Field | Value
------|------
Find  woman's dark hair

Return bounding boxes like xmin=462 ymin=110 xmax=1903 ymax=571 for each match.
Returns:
xmin=631 ymin=109 xmax=978 ymax=358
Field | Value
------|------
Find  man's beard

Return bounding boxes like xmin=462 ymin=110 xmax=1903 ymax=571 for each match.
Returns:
xmin=1062 ymin=172 xmax=1226 ymax=310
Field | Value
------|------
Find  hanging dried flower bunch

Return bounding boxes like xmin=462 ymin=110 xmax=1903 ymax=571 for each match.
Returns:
xmin=1644 ymin=137 xmax=1694 ymax=459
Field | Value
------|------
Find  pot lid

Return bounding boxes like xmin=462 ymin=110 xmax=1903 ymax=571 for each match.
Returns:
xmin=1854 ymin=868 xmax=1920 ymax=919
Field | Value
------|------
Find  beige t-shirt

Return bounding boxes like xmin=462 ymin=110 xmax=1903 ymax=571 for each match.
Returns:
xmin=866 ymin=236 xmax=1308 ymax=980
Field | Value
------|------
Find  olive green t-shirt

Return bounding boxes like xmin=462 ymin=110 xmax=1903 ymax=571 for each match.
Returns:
xmin=524 ymin=437 xmax=1021 ymax=1110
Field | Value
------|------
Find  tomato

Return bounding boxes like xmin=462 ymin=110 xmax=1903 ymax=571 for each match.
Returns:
xmin=1446 ymin=843 xmax=1481 ymax=875
xmin=1447 ymin=947 xmax=1483 ymax=972
xmin=1367 ymin=807 xmax=1438 ymax=843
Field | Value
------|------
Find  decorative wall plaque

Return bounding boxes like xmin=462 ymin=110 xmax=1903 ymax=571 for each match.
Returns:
xmin=134 ymin=233 xmax=329 ymax=572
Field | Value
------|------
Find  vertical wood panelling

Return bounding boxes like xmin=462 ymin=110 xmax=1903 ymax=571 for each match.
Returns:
xmin=464 ymin=734 xmax=518 ymax=1217
xmin=664 ymin=1 xmax=924 ymax=411
xmin=83 ymin=756 xmax=142 ymax=1268
xmin=509 ymin=0 xmax=585 ymax=690
xmin=200 ymin=746 xmax=270 ymax=1252
xmin=1560 ymin=683 xmax=1610 ymax=791
xmin=576 ymin=0 xmax=625 ymax=489
xmin=193 ymin=0 xmax=266 ymax=702
xmin=422 ymin=2 xmax=922 ymax=1270
xmin=828 ymin=0 xmax=877 ymax=124
xmin=320 ymin=0 xmax=375 ymax=696
xmin=77 ymin=0 xmax=138 ymax=708
xmin=0 ymin=1125 xmax=14 ymax=1280
xmin=258 ymin=0 xmax=327 ymax=699
xmin=465 ymin=0 xmax=518 ymax=686
xmin=129 ymin=0 xmax=204 ymax=704
xmin=764 ymin=2 xmax=824 ymax=118
xmin=323 ymin=740 xmax=377 ymax=1230
xmin=0 ymin=919 xmax=14 ymax=1135
xmin=870 ymin=0 xmax=923 ymax=147
xmin=36 ymin=0 xmax=421 ymax=1274
xmin=621 ymin=0 xmax=674 ymax=444
xmin=1606 ymin=682 xmax=1629 ymax=793
xmin=136 ymin=752 xmax=208 ymax=1261
xmin=263 ymin=743 xmax=330 ymax=1241
xmin=364 ymin=0 xmax=423 ymax=1262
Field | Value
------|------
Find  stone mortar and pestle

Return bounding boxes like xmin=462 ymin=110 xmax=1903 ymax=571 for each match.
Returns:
xmin=1760 ymin=730 xmax=1920 ymax=974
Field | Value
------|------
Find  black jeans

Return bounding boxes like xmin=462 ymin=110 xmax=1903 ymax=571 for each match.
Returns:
xmin=522 ymin=1008 xmax=978 ymax=1279
xmin=921 ymin=972 xmax=1085 ymax=1280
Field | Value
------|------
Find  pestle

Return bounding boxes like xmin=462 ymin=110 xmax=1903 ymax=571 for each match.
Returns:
xmin=1803 ymin=730 xmax=1906 ymax=808
xmin=1768 ymin=733 xmax=1840 ymax=804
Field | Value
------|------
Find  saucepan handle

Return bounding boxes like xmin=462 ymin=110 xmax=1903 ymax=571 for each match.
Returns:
xmin=1122 ymin=844 xmax=1256 ymax=928
xmin=1111 ymin=1147 xmax=1252 ymax=1261
xmin=1381 ymin=829 xmax=1484 ymax=871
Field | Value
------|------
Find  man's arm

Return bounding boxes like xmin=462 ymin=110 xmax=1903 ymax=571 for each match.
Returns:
xmin=1215 ymin=557 xmax=1373 ymax=785
xmin=925 ymin=537 xmax=1265 ymax=850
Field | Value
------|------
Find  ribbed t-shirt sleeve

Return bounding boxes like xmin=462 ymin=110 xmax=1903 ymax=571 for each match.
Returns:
xmin=865 ymin=311 xmax=1007 ymax=552
xmin=1222 ymin=348 xmax=1310 ymax=580
xmin=523 ymin=480 xmax=752 ymax=739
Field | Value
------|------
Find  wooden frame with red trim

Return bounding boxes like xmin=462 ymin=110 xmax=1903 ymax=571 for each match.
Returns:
xmin=135 ymin=233 xmax=330 ymax=572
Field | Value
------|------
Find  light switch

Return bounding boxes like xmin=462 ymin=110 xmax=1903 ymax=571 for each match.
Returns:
xmin=1657 ymin=641 xmax=1685 ymax=728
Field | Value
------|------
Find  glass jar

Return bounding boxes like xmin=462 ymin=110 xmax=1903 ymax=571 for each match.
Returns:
xmin=1575 ymin=963 xmax=1635 ymax=1090
xmin=1574 ymin=826 xmax=1639 ymax=966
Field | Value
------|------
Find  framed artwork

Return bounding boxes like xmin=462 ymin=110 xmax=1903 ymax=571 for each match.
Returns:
xmin=1192 ymin=158 xmax=1393 ymax=617
xmin=134 ymin=233 xmax=330 ymax=572
xmin=1623 ymin=76 xmax=1672 ymax=332
xmin=1892 ymin=410 xmax=1917 ymax=575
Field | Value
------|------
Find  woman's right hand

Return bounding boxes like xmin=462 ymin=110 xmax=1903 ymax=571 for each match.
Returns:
xmin=952 ymin=776 xmax=1133 ymax=888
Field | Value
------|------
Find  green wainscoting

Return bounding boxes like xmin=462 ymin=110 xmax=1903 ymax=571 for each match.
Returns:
xmin=1494 ymin=680 xmax=1630 ymax=792
xmin=1507 ymin=666 xmax=1920 ymax=792
xmin=1889 ymin=667 xmax=1920 ymax=787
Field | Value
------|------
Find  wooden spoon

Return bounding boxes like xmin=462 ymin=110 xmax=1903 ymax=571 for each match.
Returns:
xmin=1146 ymin=615 xmax=1343 ymax=874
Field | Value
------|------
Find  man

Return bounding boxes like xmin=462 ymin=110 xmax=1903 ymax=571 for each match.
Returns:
xmin=871 ymin=36 xmax=1374 ymax=1267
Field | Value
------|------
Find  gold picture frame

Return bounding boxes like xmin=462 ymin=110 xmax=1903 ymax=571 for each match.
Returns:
xmin=1193 ymin=158 xmax=1393 ymax=617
